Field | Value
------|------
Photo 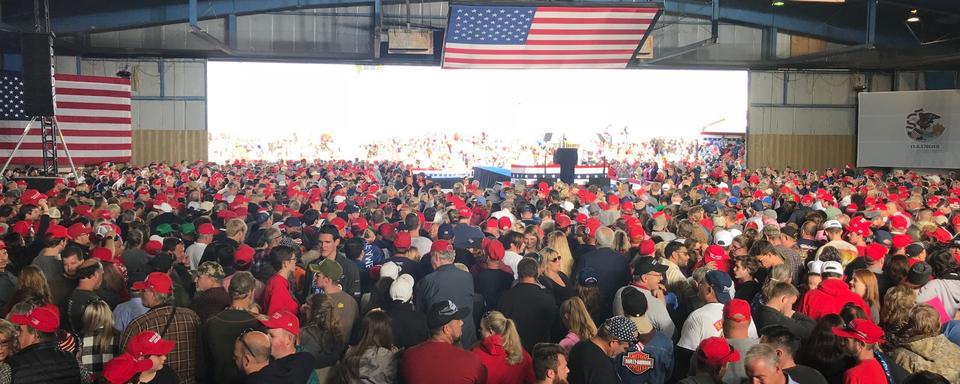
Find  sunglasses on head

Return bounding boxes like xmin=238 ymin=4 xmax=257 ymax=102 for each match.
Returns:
xmin=236 ymin=328 xmax=259 ymax=357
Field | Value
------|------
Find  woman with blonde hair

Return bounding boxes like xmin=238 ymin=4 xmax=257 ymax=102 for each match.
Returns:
xmin=0 ymin=319 xmax=15 ymax=384
xmin=612 ymin=229 xmax=631 ymax=255
xmin=545 ymin=231 xmax=573 ymax=276
xmin=472 ymin=311 xmax=534 ymax=384
xmin=77 ymin=300 xmax=118 ymax=378
xmin=889 ymin=304 xmax=960 ymax=382
xmin=557 ymin=297 xmax=597 ymax=352
xmin=850 ymin=269 xmax=881 ymax=323
xmin=522 ymin=225 xmax=541 ymax=253
xmin=536 ymin=247 xmax=574 ymax=306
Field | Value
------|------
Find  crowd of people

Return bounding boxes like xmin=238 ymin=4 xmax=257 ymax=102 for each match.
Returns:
xmin=0 ymin=156 xmax=958 ymax=384
xmin=210 ymin=131 xmax=744 ymax=179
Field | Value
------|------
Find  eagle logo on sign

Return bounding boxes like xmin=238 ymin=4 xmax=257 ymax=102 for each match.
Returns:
xmin=905 ymin=108 xmax=945 ymax=142
xmin=622 ymin=350 xmax=655 ymax=375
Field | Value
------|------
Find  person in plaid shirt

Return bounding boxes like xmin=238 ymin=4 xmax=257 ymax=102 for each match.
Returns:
xmin=118 ymin=272 xmax=201 ymax=384
xmin=77 ymin=300 xmax=118 ymax=380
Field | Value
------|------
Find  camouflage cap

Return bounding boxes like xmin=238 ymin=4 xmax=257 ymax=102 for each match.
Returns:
xmin=197 ymin=261 xmax=225 ymax=280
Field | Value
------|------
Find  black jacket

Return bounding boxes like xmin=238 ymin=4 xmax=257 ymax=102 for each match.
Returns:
xmin=7 ymin=342 xmax=81 ymax=384
xmin=385 ymin=302 xmax=430 ymax=350
xmin=245 ymin=352 xmax=316 ymax=384
xmin=497 ymin=282 xmax=559 ymax=353
xmin=754 ymin=305 xmax=816 ymax=340
xmin=572 ymin=247 xmax=629 ymax=320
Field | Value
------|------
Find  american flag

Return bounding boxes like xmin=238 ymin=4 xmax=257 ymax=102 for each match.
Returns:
xmin=443 ymin=4 xmax=660 ymax=69
xmin=0 ymin=72 xmax=131 ymax=165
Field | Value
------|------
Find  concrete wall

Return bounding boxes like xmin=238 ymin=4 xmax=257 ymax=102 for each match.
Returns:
xmin=746 ymin=70 xmax=939 ymax=170
xmin=54 ymin=56 xmax=208 ymax=165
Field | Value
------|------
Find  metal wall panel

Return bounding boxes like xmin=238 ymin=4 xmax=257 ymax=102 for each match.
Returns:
xmin=132 ymin=130 xmax=208 ymax=165
xmin=747 ymin=134 xmax=854 ymax=170
xmin=748 ymin=70 xmax=857 ymax=169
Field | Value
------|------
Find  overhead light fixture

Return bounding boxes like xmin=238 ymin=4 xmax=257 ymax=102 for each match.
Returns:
xmin=906 ymin=9 xmax=920 ymax=23
xmin=772 ymin=1 xmax=786 ymax=6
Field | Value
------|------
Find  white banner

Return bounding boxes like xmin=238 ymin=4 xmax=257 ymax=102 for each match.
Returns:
xmin=857 ymin=90 xmax=960 ymax=169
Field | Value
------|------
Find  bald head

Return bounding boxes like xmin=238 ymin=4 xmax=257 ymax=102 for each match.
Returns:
xmin=237 ymin=331 xmax=271 ymax=363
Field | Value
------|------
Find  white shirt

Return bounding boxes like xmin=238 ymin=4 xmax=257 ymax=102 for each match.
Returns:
xmin=503 ymin=250 xmax=523 ymax=279
xmin=613 ymin=285 xmax=675 ymax=339
xmin=677 ymin=302 xmax=758 ymax=351
xmin=186 ymin=242 xmax=208 ymax=271
xmin=411 ymin=236 xmax=433 ymax=260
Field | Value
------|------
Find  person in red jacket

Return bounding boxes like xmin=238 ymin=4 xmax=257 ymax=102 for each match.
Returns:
xmin=472 ymin=311 xmax=535 ymax=384
xmin=261 ymin=246 xmax=300 ymax=315
xmin=800 ymin=261 xmax=869 ymax=321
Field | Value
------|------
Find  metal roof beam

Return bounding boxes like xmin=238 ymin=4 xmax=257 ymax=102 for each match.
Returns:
xmin=662 ymin=0 xmax=913 ymax=47
xmin=9 ymin=0 xmax=376 ymax=34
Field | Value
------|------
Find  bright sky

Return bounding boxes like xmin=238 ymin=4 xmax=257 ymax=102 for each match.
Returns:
xmin=208 ymin=62 xmax=747 ymax=144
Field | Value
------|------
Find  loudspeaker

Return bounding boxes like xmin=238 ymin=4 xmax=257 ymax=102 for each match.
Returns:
xmin=20 ymin=33 xmax=55 ymax=116
xmin=553 ymin=148 xmax=578 ymax=184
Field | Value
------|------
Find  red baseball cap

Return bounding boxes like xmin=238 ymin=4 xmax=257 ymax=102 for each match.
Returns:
xmin=585 ymin=218 xmax=602 ymax=238
xmin=394 ymin=231 xmax=412 ymax=251
xmin=865 ymin=243 xmax=888 ymax=262
xmin=68 ymin=223 xmax=92 ymax=239
xmin=75 ymin=205 xmax=93 ymax=218
xmin=638 ymin=239 xmax=656 ymax=256
xmin=703 ymin=245 xmax=730 ymax=272
xmin=11 ymin=221 xmax=31 ymax=237
xmin=10 ymin=305 xmax=59 ymax=333
xmin=350 ymin=217 xmax=369 ymax=231
xmin=46 ymin=224 xmax=71 ymax=240
xmin=91 ymin=247 xmax=114 ymax=263
xmin=131 ymin=272 xmax=173 ymax=294
xmin=498 ymin=216 xmax=512 ymax=231
xmin=458 ymin=207 xmax=473 ymax=218
xmin=698 ymin=337 xmax=741 ymax=366
xmin=102 ymin=353 xmax=153 ymax=384
xmin=430 ymin=240 xmax=452 ymax=253
xmin=483 ymin=238 xmax=505 ymax=261
xmin=260 ymin=310 xmax=300 ymax=336
xmin=379 ymin=222 xmax=396 ymax=238
xmin=621 ymin=201 xmax=634 ymax=212
xmin=143 ymin=240 xmax=163 ymax=255
xmin=892 ymin=234 xmax=912 ymax=249
xmin=845 ymin=203 xmax=859 ymax=214
xmin=330 ymin=217 xmax=347 ymax=231
xmin=197 ymin=223 xmax=219 ymax=236
xmin=628 ymin=225 xmax=646 ymax=241
xmin=832 ymin=318 xmax=884 ymax=344
xmin=723 ymin=299 xmax=751 ymax=322
xmin=234 ymin=244 xmax=255 ymax=265
xmin=931 ymin=227 xmax=953 ymax=244
xmin=555 ymin=214 xmax=572 ymax=229
xmin=485 ymin=219 xmax=498 ymax=230
xmin=889 ymin=215 xmax=908 ymax=231
xmin=20 ymin=189 xmax=43 ymax=205
xmin=126 ymin=330 xmax=175 ymax=358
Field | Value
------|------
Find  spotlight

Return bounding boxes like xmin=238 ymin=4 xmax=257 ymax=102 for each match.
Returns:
xmin=906 ymin=9 xmax=920 ymax=23
xmin=772 ymin=1 xmax=786 ymax=6
xmin=116 ymin=65 xmax=131 ymax=79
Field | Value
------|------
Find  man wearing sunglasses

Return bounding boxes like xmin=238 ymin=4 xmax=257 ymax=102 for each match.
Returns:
xmin=568 ymin=315 xmax=637 ymax=384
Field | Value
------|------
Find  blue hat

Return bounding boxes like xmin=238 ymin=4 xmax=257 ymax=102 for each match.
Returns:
xmin=576 ymin=267 xmax=599 ymax=287
xmin=761 ymin=196 xmax=774 ymax=205
xmin=706 ymin=270 xmax=734 ymax=304
xmin=438 ymin=224 xmax=454 ymax=240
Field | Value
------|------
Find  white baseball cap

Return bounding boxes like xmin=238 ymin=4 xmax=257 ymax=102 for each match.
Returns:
xmin=714 ymin=230 xmax=733 ymax=247
xmin=823 ymin=220 xmax=842 ymax=230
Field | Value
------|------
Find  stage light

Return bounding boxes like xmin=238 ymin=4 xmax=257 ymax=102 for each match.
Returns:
xmin=906 ymin=9 xmax=920 ymax=23
xmin=116 ymin=66 xmax=131 ymax=79
xmin=771 ymin=1 xmax=786 ymax=6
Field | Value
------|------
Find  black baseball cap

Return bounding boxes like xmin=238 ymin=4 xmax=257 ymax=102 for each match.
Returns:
xmin=427 ymin=300 xmax=471 ymax=330
xmin=632 ymin=256 xmax=668 ymax=276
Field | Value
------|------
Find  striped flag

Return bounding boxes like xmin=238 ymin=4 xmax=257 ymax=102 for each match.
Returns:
xmin=0 ymin=72 xmax=131 ymax=165
xmin=442 ymin=4 xmax=660 ymax=69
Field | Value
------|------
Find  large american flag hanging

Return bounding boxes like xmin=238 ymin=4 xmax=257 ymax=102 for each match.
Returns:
xmin=0 ymin=72 xmax=132 ymax=164
xmin=442 ymin=4 xmax=660 ymax=69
